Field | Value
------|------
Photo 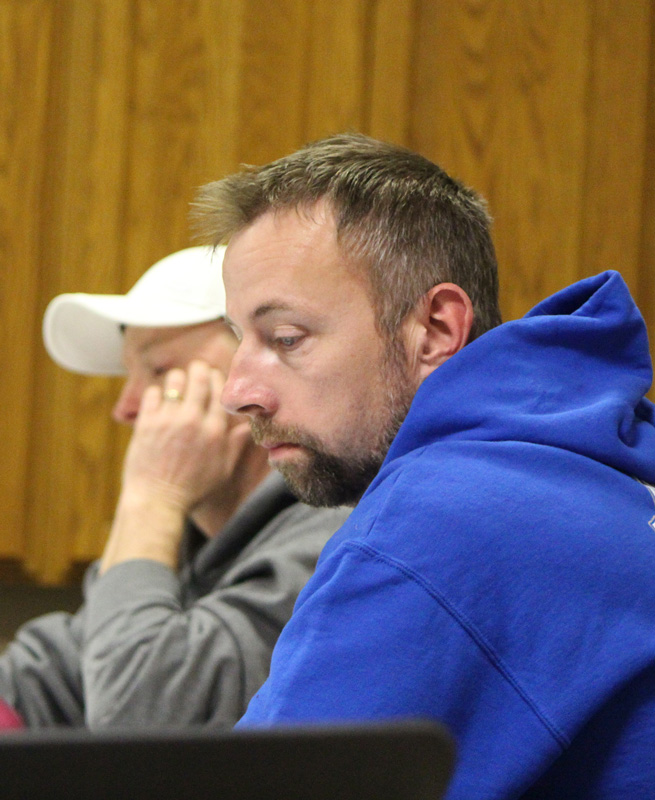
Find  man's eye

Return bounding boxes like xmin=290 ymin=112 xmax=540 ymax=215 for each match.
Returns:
xmin=274 ymin=335 xmax=302 ymax=349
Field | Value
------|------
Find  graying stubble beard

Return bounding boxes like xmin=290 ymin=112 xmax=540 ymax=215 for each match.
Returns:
xmin=250 ymin=339 xmax=415 ymax=508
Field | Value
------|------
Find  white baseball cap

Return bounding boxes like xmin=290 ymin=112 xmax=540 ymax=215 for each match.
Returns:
xmin=43 ymin=245 xmax=227 ymax=376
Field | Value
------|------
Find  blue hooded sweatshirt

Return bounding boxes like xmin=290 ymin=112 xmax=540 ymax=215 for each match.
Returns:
xmin=238 ymin=272 xmax=655 ymax=799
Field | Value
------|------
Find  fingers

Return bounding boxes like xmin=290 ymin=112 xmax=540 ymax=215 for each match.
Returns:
xmin=145 ymin=361 xmax=227 ymax=418
xmin=208 ymin=365 xmax=225 ymax=419
xmin=123 ymin=359 xmax=251 ymax=511
xmin=183 ymin=361 xmax=220 ymax=410
xmin=162 ymin=368 xmax=188 ymax=405
xmin=140 ymin=384 xmax=163 ymax=416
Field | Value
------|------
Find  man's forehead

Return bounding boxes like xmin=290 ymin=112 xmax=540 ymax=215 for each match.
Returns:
xmin=123 ymin=321 xmax=229 ymax=352
xmin=224 ymin=207 xmax=338 ymax=271
xmin=222 ymin=211 xmax=353 ymax=322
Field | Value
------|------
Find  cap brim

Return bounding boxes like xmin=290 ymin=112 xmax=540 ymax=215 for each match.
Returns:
xmin=42 ymin=293 xmax=222 ymax=376
xmin=43 ymin=245 xmax=227 ymax=376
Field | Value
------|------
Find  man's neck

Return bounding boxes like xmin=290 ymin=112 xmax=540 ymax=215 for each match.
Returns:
xmin=190 ymin=447 xmax=271 ymax=537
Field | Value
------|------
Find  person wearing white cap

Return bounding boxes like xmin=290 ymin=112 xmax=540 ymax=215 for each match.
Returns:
xmin=0 ymin=246 xmax=350 ymax=729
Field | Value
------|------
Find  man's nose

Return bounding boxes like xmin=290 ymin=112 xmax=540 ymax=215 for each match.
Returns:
xmin=221 ymin=349 xmax=277 ymax=418
xmin=112 ymin=379 xmax=142 ymax=425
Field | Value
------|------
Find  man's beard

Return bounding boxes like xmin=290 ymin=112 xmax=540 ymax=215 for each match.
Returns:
xmin=250 ymin=341 xmax=416 ymax=507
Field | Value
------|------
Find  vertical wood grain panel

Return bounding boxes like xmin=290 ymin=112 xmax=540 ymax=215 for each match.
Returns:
xmin=2 ymin=0 xmax=655 ymax=582
xmin=579 ymin=0 xmax=651 ymax=292
xmin=0 ymin=1 xmax=54 ymax=558
xmin=494 ymin=2 xmax=591 ymax=319
xmin=122 ymin=0 xmax=213 ymax=277
xmin=195 ymin=0 xmax=247 ymax=181
xmin=636 ymin=4 xmax=655 ymax=371
xmin=303 ymin=0 xmax=369 ymax=140
xmin=68 ymin=1 xmax=134 ymax=562
xmin=15 ymin=0 xmax=80 ymax=580
xmin=411 ymin=0 xmax=591 ymax=321
xmin=232 ymin=0 xmax=311 ymax=165
xmin=412 ymin=0 xmax=505 ymax=184
xmin=22 ymin=0 xmax=133 ymax=582
xmin=366 ymin=0 xmax=417 ymax=143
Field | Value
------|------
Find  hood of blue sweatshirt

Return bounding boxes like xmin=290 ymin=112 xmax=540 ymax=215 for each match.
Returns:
xmin=382 ymin=270 xmax=655 ymax=486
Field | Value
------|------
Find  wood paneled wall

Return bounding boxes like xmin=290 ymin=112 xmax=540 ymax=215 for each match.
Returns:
xmin=2 ymin=0 xmax=654 ymax=583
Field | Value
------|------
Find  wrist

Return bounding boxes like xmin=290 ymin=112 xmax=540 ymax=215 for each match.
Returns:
xmin=118 ymin=479 xmax=191 ymax=516
xmin=100 ymin=487 xmax=187 ymax=574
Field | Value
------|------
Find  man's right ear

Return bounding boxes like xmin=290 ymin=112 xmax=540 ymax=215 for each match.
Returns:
xmin=404 ymin=283 xmax=474 ymax=383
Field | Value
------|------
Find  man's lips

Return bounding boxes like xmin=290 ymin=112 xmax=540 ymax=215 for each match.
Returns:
xmin=261 ymin=441 xmax=303 ymax=457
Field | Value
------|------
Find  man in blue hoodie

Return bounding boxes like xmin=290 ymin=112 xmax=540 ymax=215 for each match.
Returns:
xmin=190 ymin=133 xmax=655 ymax=798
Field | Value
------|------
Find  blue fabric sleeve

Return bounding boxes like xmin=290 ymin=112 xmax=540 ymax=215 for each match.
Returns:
xmin=237 ymin=542 xmax=563 ymax=799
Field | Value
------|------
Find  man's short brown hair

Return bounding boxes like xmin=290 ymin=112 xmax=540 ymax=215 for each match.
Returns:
xmin=193 ymin=133 xmax=502 ymax=341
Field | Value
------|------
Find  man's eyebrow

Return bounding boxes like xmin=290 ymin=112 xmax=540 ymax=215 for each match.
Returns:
xmin=225 ymin=302 xmax=300 ymax=332
xmin=252 ymin=301 xmax=295 ymax=319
